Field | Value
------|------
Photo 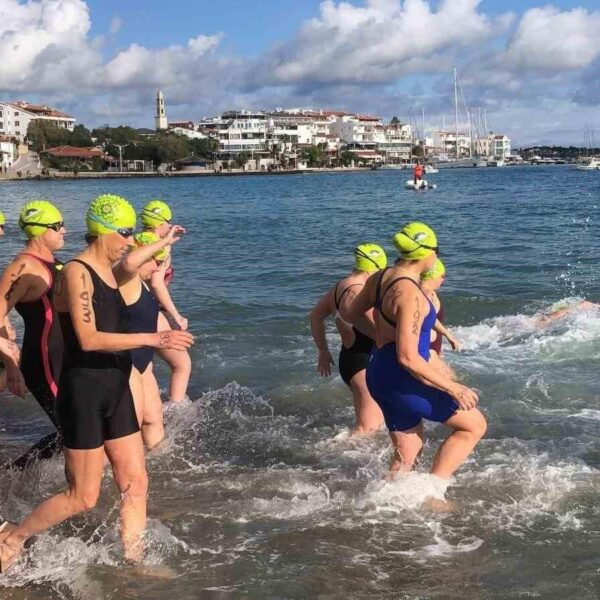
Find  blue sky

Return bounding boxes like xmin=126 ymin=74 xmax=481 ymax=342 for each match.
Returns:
xmin=2 ymin=0 xmax=600 ymax=144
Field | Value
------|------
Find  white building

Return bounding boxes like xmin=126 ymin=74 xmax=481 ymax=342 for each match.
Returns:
xmin=155 ymin=90 xmax=168 ymax=131
xmin=431 ymin=130 xmax=472 ymax=158
xmin=330 ymin=114 xmax=382 ymax=145
xmin=0 ymin=137 xmax=17 ymax=169
xmin=474 ymin=133 xmax=511 ymax=159
xmin=215 ymin=111 xmax=269 ymax=154
xmin=0 ymin=101 xmax=75 ymax=142
xmin=375 ymin=123 xmax=413 ymax=163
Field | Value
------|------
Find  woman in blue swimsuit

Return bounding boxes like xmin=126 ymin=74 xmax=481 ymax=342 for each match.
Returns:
xmin=348 ymin=222 xmax=486 ymax=480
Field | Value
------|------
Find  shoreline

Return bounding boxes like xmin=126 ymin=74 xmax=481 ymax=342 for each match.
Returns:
xmin=0 ymin=166 xmax=375 ymax=183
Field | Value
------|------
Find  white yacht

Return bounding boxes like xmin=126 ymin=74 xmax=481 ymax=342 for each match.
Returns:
xmin=574 ymin=157 xmax=599 ymax=170
xmin=487 ymin=159 xmax=505 ymax=167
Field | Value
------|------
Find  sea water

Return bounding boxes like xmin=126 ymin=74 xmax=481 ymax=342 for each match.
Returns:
xmin=1 ymin=166 xmax=600 ymax=598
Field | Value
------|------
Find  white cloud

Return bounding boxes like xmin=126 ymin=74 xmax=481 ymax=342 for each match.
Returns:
xmin=253 ymin=0 xmax=493 ymax=86
xmin=0 ymin=0 xmax=598 ymax=144
xmin=109 ymin=15 xmax=122 ymax=35
xmin=503 ymin=6 xmax=600 ymax=72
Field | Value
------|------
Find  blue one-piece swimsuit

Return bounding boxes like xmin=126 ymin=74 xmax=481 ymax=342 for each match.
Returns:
xmin=366 ymin=270 xmax=459 ymax=432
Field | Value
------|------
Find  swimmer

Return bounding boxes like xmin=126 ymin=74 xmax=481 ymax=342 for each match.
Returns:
xmin=0 ymin=194 xmax=194 ymax=571
xmin=309 ymin=244 xmax=387 ymax=434
xmin=348 ymin=222 xmax=486 ymax=483
xmin=0 ymin=201 xmax=66 ymax=468
xmin=120 ymin=229 xmax=185 ymax=449
xmin=535 ymin=300 xmax=599 ymax=327
xmin=420 ymin=259 xmax=461 ymax=380
xmin=141 ymin=200 xmax=191 ymax=403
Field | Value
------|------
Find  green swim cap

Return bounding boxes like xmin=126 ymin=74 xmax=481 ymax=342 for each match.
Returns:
xmin=141 ymin=200 xmax=172 ymax=227
xmin=422 ymin=258 xmax=446 ymax=280
xmin=86 ymin=194 xmax=136 ymax=236
xmin=18 ymin=200 xmax=63 ymax=239
xmin=133 ymin=231 xmax=168 ymax=262
xmin=393 ymin=222 xmax=438 ymax=260
xmin=0 ymin=210 xmax=5 ymax=226
xmin=354 ymin=243 xmax=387 ymax=272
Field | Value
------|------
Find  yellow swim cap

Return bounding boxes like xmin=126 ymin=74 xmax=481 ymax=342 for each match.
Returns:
xmin=133 ymin=231 xmax=169 ymax=262
xmin=422 ymin=258 xmax=445 ymax=280
xmin=18 ymin=200 xmax=63 ymax=239
xmin=393 ymin=222 xmax=438 ymax=260
xmin=0 ymin=210 xmax=5 ymax=226
xmin=141 ymin=200 xmax=172 ymax=228
xmin=87 ymin=194 xmax=136 ymax=236
xmin=354 ymin=243 xmax=387 ymax=272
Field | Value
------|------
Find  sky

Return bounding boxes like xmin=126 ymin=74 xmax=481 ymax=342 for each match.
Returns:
xmin=2 ymin=0 xmax=600 ymax=146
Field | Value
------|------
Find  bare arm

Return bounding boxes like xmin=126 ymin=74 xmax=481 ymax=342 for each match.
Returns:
xmin=433 ymin=319 xmax=461 ymax=351
xmin=309 ymin=289 xmax=335 ymax=376
xmin=395 ymin=284 xmax=477 ymax=410
xmin=65 ymin=263 xmax=192 ymax=352
xmin=149 ymin=257 xmax=185 ymax=328
xmin=114 ymin=225 xmax=184 ymax=285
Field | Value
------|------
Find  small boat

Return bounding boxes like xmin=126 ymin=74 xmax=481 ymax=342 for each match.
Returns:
xmin=574 ymin=157 xmax=599 ymax=170
xmin=424 ymin=165 xmax=439 ymax=174
xmin=380 ymin=164 xmax=404 ymax=170
xmin=487 ymin=159 xmax=506 ymax=167
xmin=405 ymin=179 xmax=437 ymax=190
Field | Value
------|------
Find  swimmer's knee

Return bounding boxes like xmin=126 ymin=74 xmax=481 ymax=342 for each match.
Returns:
xmin=69 ymin=489 xmax=100 ymax=512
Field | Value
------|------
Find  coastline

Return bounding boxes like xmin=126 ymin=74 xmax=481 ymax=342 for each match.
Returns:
xmin=0 ymin=166 xmax=375 ymax=183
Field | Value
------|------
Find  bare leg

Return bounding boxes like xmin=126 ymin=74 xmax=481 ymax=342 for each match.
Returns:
xmin=0 ymin=446 xmax=105 ymax=570
xmin=349 ymin=370 xmax=384 ymax=434
xmin=156 ymin=311 xmax=191 ymax=402
xmin=388 ymin=422 xmax=424 ymax=475
xmin=105 ymin=432 xmax=148 ymax=562
xmin=140 ymin=363 xmax=164 ymax=449
xmin=431 ymin=408 xmax=487 ymax=479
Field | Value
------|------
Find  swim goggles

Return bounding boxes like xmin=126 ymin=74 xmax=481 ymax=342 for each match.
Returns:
xmin=19 ymin=220 xmax=64 ymax=232
xmin=354 ymin=248 xmax=384 ymax=270
xmin=88 ymin=213 xmax=134 ymax=238
xmin=398 ymin=231 xmax=439 ymax=255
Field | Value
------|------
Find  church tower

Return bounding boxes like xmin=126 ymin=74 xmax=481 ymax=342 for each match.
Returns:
xmin=155 ymin=89 xmax=168 ymax=130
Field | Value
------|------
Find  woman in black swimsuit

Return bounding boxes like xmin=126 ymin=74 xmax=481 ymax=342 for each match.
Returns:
xmin=120 ymin=228 xmax=185 ymax=449
xmin=0 ymin=200 xmax=66 ymax=468
xmin=309 ymin=244 xmax=387 ymax=434
xmin=0 ymin=195 xmax=194 ymax=571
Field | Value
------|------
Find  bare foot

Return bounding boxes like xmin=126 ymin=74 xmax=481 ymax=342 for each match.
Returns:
xmin=0 ymin=538 xmax=22 ymax=573
xmin=0 ymin=522 xmax=15 ymax=544
xmin=423 ymin=496 xmax=458 ymax=513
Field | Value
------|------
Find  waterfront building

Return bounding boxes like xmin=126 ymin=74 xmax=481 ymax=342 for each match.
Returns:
xmin=431 ymin=130 xmax=472 ymax=158
xmin=0 ymin=101 xmax=75 ymax=142
xmin=375 ymin=123 xmax=413 ymax=164
xmin=0 ymin=136 xmax=17 ymax=169
xmin=216 ymin=110 xmax=269 ymax=154
xmin=330 ymin=114 xmax=382 ymax=145
xmin=474 ymin=133 xmax=512 ymax=159
xmin=155 ymin=90 xmax=168 ymax=131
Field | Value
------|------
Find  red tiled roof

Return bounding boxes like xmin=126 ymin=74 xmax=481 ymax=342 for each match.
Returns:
xmin=11 ymin=101 xmax=74 ymax=120
xmin=43 ymin=145 xmax=104 ymax=158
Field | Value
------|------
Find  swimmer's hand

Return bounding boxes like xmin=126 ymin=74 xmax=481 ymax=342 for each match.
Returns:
xmin=154 ymin=330 xmax=194 ymax=351
xmin=173 ymin=314 xmax=188 ymax=331
xmin=449 ymin=383 xmax=478 ymax=411
xmin=164 ymin=225 xmax=186 ymax=245
xmin=317 ymin=350 xmax=334 ymax=377
xmin=0 ymin=338 xmax=20 ymax=366
xmin=445 ymin=332 xmax=462 ymax=352
xmin=6 ymin=364 xmax=27 ymax=398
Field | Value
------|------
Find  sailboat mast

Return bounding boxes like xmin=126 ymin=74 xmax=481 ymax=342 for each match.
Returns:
xmin=454 ymin=66 xmax=459 ymax=159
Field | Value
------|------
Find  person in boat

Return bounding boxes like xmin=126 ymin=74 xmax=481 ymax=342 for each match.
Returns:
xmin=0 ymin=201 xmax=66 ymax=468
xmin=0 ymin=194 xmax=194 ymax=571
xmin=348 ymin=222 xmax=486 ymax=483
xmin=413 ymin=161 xmax=424 ymax=187
xmin=309 ymin=244 xmax=387 ymax=434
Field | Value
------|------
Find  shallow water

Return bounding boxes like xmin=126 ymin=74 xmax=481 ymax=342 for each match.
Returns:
xmin=1 ymin=166 xmax=600 ymax=598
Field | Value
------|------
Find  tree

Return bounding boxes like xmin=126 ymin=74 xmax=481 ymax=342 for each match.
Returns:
xmin=234 ymin=152 xmax=250 ymax=169
xmin=412 ymin=144 xmax=424 ymax=157
xmin=188 ymin=137 xmax=218 ymax=158
xmin=301 ymin=144 xmax=326 ymax=167
xmin=340 ymin=150 xmax=355 ymax=167
xmin=391 ymin=116 xmax=400 ymax=125
xmin=91 ymin=125 xmax=139 ymax=145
